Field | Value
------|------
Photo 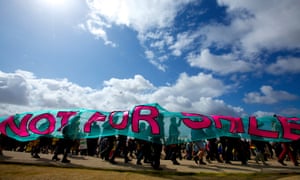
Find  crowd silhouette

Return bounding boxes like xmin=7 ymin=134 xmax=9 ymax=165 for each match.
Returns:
xmin=1 ymin=132 xmax=299 ymax=170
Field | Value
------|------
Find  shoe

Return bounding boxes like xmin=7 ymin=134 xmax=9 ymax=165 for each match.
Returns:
xmin=278 ymin=160 xmax=287 ymax=166
xmin=225 ymin=161 xmax=232 ymax=164
xmin=294 ymin=162 xmax=299 ymax=166
xmin=206 ymin=159 xmax=211 ymax=164
xmin=52 ymin=156 xmax=60 ymax=161
xmin=61 ymin=159 xmax=70 ymax=163
xmin=194 ymin=157 xmax=199 ymax=165
xmin=173 ymin=161 xmax=180 ymax=165
xmin=153 ymin=167 xmax=163 ymax=170
xmin=109 ymin=160 xmax=117 ymax=164
xmin=32 ymin=154 xmax=40 ymax=158
xmin=199 ymin=161 xmax=207 ymax=165
xmin=136 ymin=161 xmax=142 ymax=165
xmin=217 ymin=159 xmax=224 ymax=163
xmin=31 ymin=154 xmax=41 ymax=158
xmin=125 ymin=158 xmax=131 ymax=163
xmin=241 ymin=162 xmax=248 ymax=166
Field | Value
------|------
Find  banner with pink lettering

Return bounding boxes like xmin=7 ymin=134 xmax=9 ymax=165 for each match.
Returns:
xmin=0 ymin=103 xmax=299 ymax=144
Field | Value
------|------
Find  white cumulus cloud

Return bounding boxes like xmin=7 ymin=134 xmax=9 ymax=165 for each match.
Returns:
xmin=0 ymin=70 xmax=244 ymax=117
xmin=187 ymin=49 xmax=257 ymax=75
xmin=214 ymin=0 xmax=300 ymax=53
xmin=0 ymin=70 xmax=29 ymax=105
xmin=243 ymin=85 xmax=298 ymax=104
xmin=85 ymin=0 xmax=192 ymax=33
xmin=266 ymin=57 xmax=300 ymax=75
xmin=83 ymin=0 xmax=194 ymax=70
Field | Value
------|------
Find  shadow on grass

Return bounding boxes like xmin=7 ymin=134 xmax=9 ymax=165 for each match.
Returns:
xmin=1 ymin=161 xmax=300 ymax=180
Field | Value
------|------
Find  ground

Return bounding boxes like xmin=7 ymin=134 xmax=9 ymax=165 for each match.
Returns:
xmin=1 ymin=164 xmax=300 ymax=180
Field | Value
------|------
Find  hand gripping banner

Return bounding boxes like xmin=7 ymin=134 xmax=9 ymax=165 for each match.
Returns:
xmin=0 ymin=103 xmax=300 ymax=144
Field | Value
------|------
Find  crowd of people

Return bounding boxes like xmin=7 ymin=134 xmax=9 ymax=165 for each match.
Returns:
xmin=1 ymin=133 xmax=299 ymax=170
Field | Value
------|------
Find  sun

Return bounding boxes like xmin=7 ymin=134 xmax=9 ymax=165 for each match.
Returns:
xmin=35 ymin=0 xmax=75 ymax=15
xmin=43 ymin=0 xmax=66 ymax=8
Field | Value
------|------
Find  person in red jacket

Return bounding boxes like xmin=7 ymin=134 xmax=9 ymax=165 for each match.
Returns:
xmin=278 ymin=142 xmax=299 ymax=166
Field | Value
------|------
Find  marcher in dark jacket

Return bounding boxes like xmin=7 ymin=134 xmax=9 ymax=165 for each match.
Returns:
xmin=52 ymin=123 xmax=76 ymax=163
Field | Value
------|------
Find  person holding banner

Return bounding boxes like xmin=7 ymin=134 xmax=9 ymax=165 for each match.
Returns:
xmin=216 ymin=139 xmax=224 ymax=163
xmin=222 ymin=137 xmax=233 ymax=164
xmin=278 ymin=142 xmax=299 ymax=166
xmin=52 ymin=124 xmax=72 ymax=163
xmin=30 ymin=139 xmax=41 ymax=158
xmin=192 ymin=140 xmax=207 ymax=165
xmin=136 ymin=122 xmax=151 ymax=165
xmin=52 ymin=119 xmax=80 ymax=163
xmin=150 ymin=113 xmax=165 ymax=170
xmin=109 ymin=135 xmax=131 ymax=164
xmin=191 ymin=129 xmax=207 ymax=165
xmin=166 ymin=117 xmax=181 ymax=165
xmin=252 ymin=139 xmax=268 ymax=165
xmin=0 ymin=133 xmax=3 ymax=157
xmin=99 ymin=136 xmax=115 ymax=161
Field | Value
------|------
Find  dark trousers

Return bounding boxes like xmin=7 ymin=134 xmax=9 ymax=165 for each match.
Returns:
xmin=151 ymin=143 xmax=162 ymax=169
xmin=54 ymin=139 xmax=73 ymax=160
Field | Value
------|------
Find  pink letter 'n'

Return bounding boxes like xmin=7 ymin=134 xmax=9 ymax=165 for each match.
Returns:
xmin=0 ymin=114 xmax=31 ymax=137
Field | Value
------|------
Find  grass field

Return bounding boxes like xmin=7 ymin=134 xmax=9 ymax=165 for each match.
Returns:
xmin=1 ymin=164 xmax=299 ymax=180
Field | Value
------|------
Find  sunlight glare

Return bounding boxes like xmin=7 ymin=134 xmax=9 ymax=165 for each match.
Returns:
xmin=44 ymin=0 xmax=66 ymax=8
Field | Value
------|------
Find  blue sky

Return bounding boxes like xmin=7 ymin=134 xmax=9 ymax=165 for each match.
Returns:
xmin=0 ymin=0 xmax=300 ymax=117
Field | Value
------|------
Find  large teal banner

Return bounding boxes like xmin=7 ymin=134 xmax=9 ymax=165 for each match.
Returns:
xmin=0 ymin=103 xmax=300 ymax=144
